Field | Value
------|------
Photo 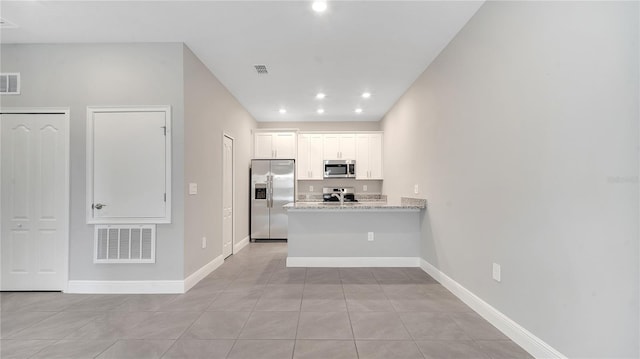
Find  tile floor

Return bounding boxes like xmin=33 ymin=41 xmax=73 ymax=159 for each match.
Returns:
xmin=1 ymin=242 xmax=533 ymax=358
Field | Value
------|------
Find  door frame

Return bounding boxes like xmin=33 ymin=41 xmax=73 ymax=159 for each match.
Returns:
xmin=222 ymin=132 xmax=235 ymax=257
xmin=0 ymin=107 xmax=70 ymax=291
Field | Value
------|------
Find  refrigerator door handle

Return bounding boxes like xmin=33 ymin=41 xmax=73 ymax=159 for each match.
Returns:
xmin=267 ymin=176 xmax=273 ymax=208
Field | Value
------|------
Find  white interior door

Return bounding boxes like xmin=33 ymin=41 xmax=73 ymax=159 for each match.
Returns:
xmin=222 ymin=135 xmax=234 ymax=259
xmin=1 ymin=111 xmax=69 ymax=290
xmin=88 ymin=107 xmax=171 ymax=223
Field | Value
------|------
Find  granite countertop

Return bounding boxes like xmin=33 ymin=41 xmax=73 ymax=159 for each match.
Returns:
xmin=284 ymin=197 xmax=427 ymax=210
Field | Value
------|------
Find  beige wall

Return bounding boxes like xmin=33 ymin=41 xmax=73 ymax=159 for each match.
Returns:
xmin=382 ymin=2 xmax=638 ymax=357
xmin=183 ymin=46 xmax=257 ymax=278
xmin=257 ymin=121 xmax=380 ymax=132
xmin=1 ymin=43 xmax=186 ymax=281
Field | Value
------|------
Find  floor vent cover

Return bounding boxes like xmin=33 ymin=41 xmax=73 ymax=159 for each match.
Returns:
xmin=94 ymin=224 xmax=156 ymax=263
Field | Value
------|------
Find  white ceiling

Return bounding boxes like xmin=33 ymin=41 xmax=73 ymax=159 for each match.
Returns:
xmin=0 ymin=1 xmax=483 ymax=122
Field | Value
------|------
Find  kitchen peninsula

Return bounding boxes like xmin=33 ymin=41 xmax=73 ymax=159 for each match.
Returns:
xmin=284 ymin=197 xmax=426 ymax=267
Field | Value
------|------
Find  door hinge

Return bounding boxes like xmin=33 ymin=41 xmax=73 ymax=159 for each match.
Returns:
xmin=161 ymin=126 xmax=166 ymax=136
xmin=164 ymin=193 xmax=167 ymax=202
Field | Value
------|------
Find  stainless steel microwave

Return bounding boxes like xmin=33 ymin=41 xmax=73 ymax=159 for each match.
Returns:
xmin=324 ymin=160 xmax=356 ymax=178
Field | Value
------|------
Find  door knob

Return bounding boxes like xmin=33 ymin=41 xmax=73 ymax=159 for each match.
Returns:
xmin=93 ymin=203 xmax=106 ymax=210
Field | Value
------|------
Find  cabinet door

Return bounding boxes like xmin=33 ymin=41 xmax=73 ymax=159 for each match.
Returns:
xmin=274 ymin=132 xmax=296 ymax=159
xmin=368 ymin=133 xmax=383 ymax=179
xmin=323 ymin=134 xmax=340 ymax=160
xmin=297 ymin=134 xmax=311 ymax=179
xmin=355 ymin=134 xmax=370 ymax=179
xmin=339 ymin=134 xmax=356 ymax=160
xmin=254 ymin=133 xmax=274 ymax=158
xmin=308 ymin=134 xmax=324 ymax=179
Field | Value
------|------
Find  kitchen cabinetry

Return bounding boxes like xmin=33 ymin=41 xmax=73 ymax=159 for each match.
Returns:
xmin=323 ymin=133 xmax=356 ymax=160
xmin=254 ymin=131 xmax=296 ymax=159
xmin=356 ymin=133 xmax=383 ymax=180
xmin=297 ymin=133 xmax=324 ymax=180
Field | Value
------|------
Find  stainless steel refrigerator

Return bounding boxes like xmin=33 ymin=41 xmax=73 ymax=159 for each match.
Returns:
xmin=251 ymin=159 xmax=295 ymax=240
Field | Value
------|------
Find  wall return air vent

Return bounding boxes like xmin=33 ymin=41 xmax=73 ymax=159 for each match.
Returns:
xmin=94 ymin=224 xmax=156 ymax=263
xmin=0 ymin=73 xmax=20 ymax=94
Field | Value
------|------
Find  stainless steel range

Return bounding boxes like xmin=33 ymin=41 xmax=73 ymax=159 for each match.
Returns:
xmin=323 ymin=187 xmax=357 ymax=203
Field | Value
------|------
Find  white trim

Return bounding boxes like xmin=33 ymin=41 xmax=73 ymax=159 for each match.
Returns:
xmin=222 ymin=132 xmax=235 ymax=258
xmin=420 ymin=259 xmax=567 ymax=359
xmin=287 ymin=256 xmax=420 ymax=267
xmin=184 ymin=254 xmax=224 ymax=292
xmin=233 ymin=235 xmax=250 ymax=253
xmin=67 ymin=280 xmax=184 ymax=294
xmin=86 ymin=106 xmax=172 ymax=224
xmin=0 ymin=108 xmax=70 ymax=292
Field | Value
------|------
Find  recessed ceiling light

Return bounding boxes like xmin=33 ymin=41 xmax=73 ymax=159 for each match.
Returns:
xmin=355 ymin=108 xmax=363 ymax=114
xmin=312 ymin=0 xmax=328 ymax=13
xmin=279 ymin=108 xmax=287 ymax=114
xmin=362 ymin=92 xmax=371 ymax=98
xmin=316 ymin=93 xmax=326 ymax=99
xmin=317 ymin=109 xmax=325 ymax=114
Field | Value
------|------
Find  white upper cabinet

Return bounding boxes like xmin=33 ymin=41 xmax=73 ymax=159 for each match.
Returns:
xmin=297 ymin=133 xmax=324 ymax=180
xmin=355 ymin=133 xmax=383 ymax=180
xmin=323 ymin=133 xmax=356 ymax=160
xmin=254 ymin=132 xmax=296 ymax=159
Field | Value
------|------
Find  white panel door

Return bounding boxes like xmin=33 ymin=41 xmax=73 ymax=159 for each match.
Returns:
xmin=1 ymin=112 xmax=69 ymax=290
xmin=89 ymin=109 xmax=169 ymax=223
xmin=222 ymin=135 xmax=233 ymax=259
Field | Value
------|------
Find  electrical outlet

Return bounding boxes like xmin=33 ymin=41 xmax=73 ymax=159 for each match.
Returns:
xmin=363 ymin=185 xmax=368 ymax=192
xmin=202 ymin=237 xmax=207 ymax=249
xmin=189 ymin=183 xmax=198 ymax=195
xmin=492 ymin=263 xmax=501 ymax=282
xmin=367 ymin=232 xmax=374 ymax=241
xmin=309 ymin=185 xmax=314 ymax=192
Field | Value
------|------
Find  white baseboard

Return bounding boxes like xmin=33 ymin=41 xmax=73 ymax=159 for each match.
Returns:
xmin=183 ymin=254 xmax=224 ymax=292
xmin=66 ymin=280 xmax=184 ymax=294
xmin=420 ymin=259 xmax=566 ymax=359
xmin=234 ymin=235 xmax=250 ymax=253
xmin=66 ymin=254 xmax=225 ymax=294
xmin=287 ymin=256 xmax=420 ymax=267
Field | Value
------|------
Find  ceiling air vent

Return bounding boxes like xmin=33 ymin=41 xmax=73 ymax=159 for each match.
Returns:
xmin=254 ymin=64 xmax=268 ymax=74
xmin=0 ymin=18 xmax=18 ymax=29
xmin=0 ymin=73 xmax=20 ymax=95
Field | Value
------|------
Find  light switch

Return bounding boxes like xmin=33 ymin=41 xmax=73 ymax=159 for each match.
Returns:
xmin=189 ymin=183 xmax=198 ymax=195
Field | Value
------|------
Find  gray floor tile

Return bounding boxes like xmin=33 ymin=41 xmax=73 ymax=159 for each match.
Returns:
xmin=96 ymin=339 xmax=174 ymax=359
xmin=399 ymin=312 xmax=471 ymax=340
xmin=475 ymin=340 xmax=534 ymax=359
xmin=301 ymin=298 xmax=348 ymax=312
xmin=346 ymin=298 xmax=395 ymax=312
xmin=65 ymin=311 xmax=154 ymax=340
xmin=305 ymin=268 xmax=342 ymax=284
xmin=350 ymin=312 xmax=411 ymax=340
xmin=416 ymin=340 xmax=490 ymax=359
xmin=1 ymin=293 xmax=90 ymax=312
xmin=124 ymin=312 xmax=200 ymax=339
xmin=302 ymin=284 xmax=344 ymax=299
xmin=8 ymin=311 xmax=101 ymax=339
xmin=182 ymin=311 xmax=250 ymax=339
xmin=449 ymin=313 xmax=509 ymax=340
xmin=254 ymin=298 xmax=302 ymax=311
xmin=155 ymin=291 xmax=217 ymax=312
xmin=297 ymin=312 xmax=353 ymax=339
xmin=206 ymin=289 xmax=262 ymax=312
xmin=162 ymin=339 xmax=234 ymax=359
xmin=293 ymin=340 xmax=358 ymax=359
xmin=29 ymin=339 xmax=115 ymax=359
xmin=64 ymin=295 xmax=131 ymax=312
xmin=239 ymin=311 xmax=299 ymax=339
xmin=0 ymin=339 xmax=56 ymax=359
xmin=268 ymin=268 xmax=307 ymax=284
xmin=390 ymin=298 xmax=441 ymax=312
xmin=227 ymin=339 xmax=295 ymax=359
xmin=356 ymin=340 xmax=424 ymax=359
xmin=0 ymin=311 xmax=56 ymax=339
xmin=113 ymin=294 xmax=179 ymax=312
